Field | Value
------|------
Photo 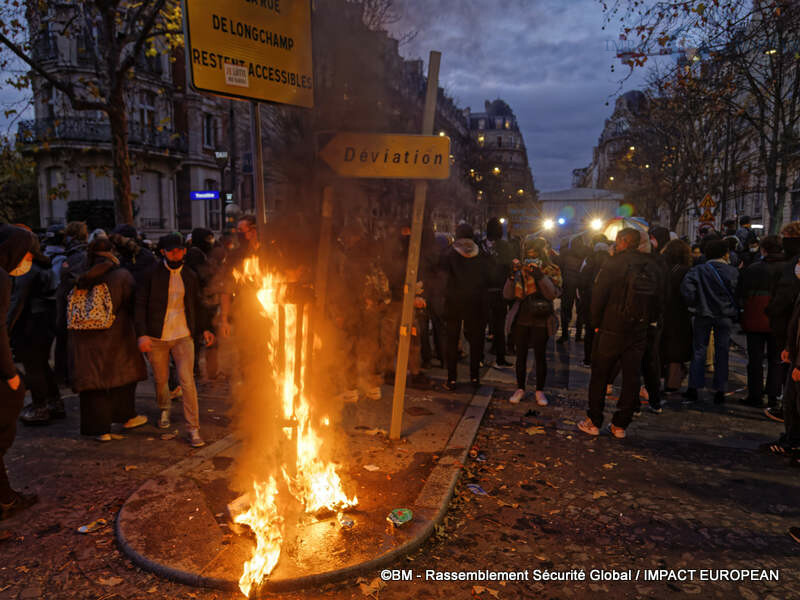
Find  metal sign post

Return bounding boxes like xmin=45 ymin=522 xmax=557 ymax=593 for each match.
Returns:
xmin=390 ymin=51 xmax=441 ymax=440
xmin=253 ymin=101 xmax=268 ymax=239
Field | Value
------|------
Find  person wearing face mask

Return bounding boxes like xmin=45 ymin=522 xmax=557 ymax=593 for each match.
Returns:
xmin=186 ymin=228 xmax=223 ymax=379
xmin=680 ymin=239 xmax=740 ymax=405
xmin=135 ymin=233 xmax=215 ymax=448
xmin=0 ymin=225 xmax=39 ymax=520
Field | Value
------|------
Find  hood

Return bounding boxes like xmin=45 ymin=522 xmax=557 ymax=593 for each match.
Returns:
xmin=453 ymin=238 xmax=479 ymax=258
xmin=76 ymin=259 xmax=117 ymax=289
xmin=0 ymin=224 xmax=35 ymax=273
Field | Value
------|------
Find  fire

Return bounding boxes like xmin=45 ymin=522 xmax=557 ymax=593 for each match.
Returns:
xmin=232 ymin=259 xmax=358 ymax=597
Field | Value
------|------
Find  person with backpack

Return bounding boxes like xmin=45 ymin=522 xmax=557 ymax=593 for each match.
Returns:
xmin=65 ymin=237 xmax=148 ymax=441
xmin=504 ymin=237 xmax=562 ymax=406
xmin=680 ymin=239 xmax=740 ymax=405
xmin=577 ymin=228 xmax=662 ymax=439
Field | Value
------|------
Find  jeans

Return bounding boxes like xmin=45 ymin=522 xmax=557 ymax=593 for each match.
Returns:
xmin=560 ymin=283 xmax=577 ymax=337
xmin=488 ymin=291 xmax=507 ymax=361
xmin=446 ymin=312 xmax=484 ymax=382
xmin=642 ymin=325 xmax=662 ymax=409
xmin=588 ymin=329 xmax=647 ymax=429
xmin=746 ymin=332 xmax=781 ymax=402
xmin=148 ymin=336 xmax=199 ymax=430
xmin=689 ymin=316 xmax=732 ymax=392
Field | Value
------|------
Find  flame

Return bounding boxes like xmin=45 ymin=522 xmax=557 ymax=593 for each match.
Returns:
xmin=233 ymin=259 xmax=357 ymax=597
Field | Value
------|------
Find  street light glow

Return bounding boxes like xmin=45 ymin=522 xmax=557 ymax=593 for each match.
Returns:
xmin=493 ymin=166 xmax=501 ymax=175
xmin=590 ymin=218 xmax=603 ymax=231
xmin=499 ymin=217 xmax=506 ymax=224
xmin=557 ymin=217 xmax=566 ymax=226
xmin=543 ymin=219 xmax=554 ymax=230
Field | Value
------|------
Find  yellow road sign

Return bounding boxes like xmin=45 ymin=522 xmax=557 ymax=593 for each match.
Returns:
xmin=184 ymin=0 xmax=313 ymax=107
xmin=700 ymin=208 xmax=715 ymax=222
xmin=699 ymin=193 xmax=716 ymax=209
xmin=319 ymin=133 xmax=451 ymax=179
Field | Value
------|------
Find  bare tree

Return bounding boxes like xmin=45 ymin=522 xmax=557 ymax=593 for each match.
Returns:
xmin=0 ymin=0 xmax=182 ymax=224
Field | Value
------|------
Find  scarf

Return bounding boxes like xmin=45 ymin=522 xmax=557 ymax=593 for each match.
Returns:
xmin=514 ymin=263 xmax=562 ymax=299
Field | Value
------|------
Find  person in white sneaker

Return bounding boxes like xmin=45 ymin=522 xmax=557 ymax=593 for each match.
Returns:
xmin=135 ymin=234 xmax=214 ymax=448
xmin=503 ymin=237 xmax=562 ymax=407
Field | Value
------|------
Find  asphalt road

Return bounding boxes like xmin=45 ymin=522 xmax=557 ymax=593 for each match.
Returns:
xmin=1 ymin=340 xmax=797 ymax=600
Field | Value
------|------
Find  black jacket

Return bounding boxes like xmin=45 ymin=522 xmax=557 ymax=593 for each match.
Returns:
xmin=766 ymin=255 xmax=800 ymax=350
xmin=442 ymin=238 xmax=490 ymax=318
xmin=737 ymin=253 xmax=784 ymax=333
xmin=591 ymin=249 xmax=664 ymax=334
xmin=0 ymin=226 xmax=35 ymax=379
xmin=134 ymin=261 xmax=209 ymax=340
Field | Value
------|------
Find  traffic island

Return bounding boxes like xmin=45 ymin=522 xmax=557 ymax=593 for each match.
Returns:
xmin=116 ymin=384 xmax=493 ymax=596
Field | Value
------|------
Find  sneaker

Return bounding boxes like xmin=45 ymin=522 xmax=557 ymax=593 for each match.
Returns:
xmin=557 ymin=335 xmax=568 ymax=344
xmin=609 ymin=424 xmax=626 ymax=439
xmin=577 ymin=418 xmax=599 ymax=436
xmin=789 ymin=527 xmax=800 ymax=544
xmin=764 ymin=407 xmax=784 ymax=423
xmin=494 ymin=359 xmax=513 ymax=367
xmin=0 ymin=491 xmax=38 ymax=521
xmin=682 ymin=387 xmax=697 ymax=404
xmin=606 ymin=384 xmax=614 ymax=396
xmin=123 ymin=414 xmax=148 ymax=429
xmin=19 ymin=405 xmax=50 ymax=426
xmin=639 ymin=386 xmax=649 ymax=401
xmin=650 ymin=404 xmax=663 ymax=414
xmin=582 ymin=359 xmax=591 ymax=367
xmin=758 ymin=440 xmax=791 ymax=456
xmin=470 ymin=377 xmax=480 ymax=388
xmin=169 ymin=386 xmax=183 ymax=400
xmin=713 ymin=391 xmax=725 ymax=405
xmin=509 ymin=389 xmax=525 ymax=404
xmin=187 ymin=429 xmax=205 ymax=448
xmin=633 ymin=408 xmax=642 ymax=418
xmin=47 ymin=398 xmax=66 ymax=419
xmin=443 ymin=380 xmax=457 ymax=391
xmin=364 ymin=386 xmax=382 ymax=400
xmin=337 ymin=389 xmax=359 ymax=403
xmin=158 ymin=410 xmax=171 ymax=429
xmin=535 ymin=391 xmax=549 ymax=406
xmin=95 ymin=433 xmax=112 ymax=442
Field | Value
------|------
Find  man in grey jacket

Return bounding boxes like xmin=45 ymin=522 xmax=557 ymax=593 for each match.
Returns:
xmin=681 ymin=239 xmax=740 ymax=404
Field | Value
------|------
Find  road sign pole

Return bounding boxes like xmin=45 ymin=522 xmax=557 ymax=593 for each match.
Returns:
xmin=253 ymin=101 xmax=268 ymax=240
xmin=390 ymin=51 xmax=441 ymax=441
xmin=314 ymin=186 xmax=334 ymax=312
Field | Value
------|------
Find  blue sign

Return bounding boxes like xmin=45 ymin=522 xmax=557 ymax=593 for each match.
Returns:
xmin=191 ymin=191 xmax=219 ymax=201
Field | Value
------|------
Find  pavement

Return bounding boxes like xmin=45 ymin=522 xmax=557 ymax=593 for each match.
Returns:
xmin=115 ymin=378 xmax=494 ymax=595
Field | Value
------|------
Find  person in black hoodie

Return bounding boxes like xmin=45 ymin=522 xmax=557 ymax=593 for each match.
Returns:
xmin=0 ymin=225 xmax=39 ymax=520
xmin=577 ymin=240 xmax=610 ymax=366
xmin=9 ymin=237 xmax=63 ymax=425
xmin=483 ymin=218 xmax=515 ymax=367
xmin=443 ymin=223 xmax=490 ymax=390
xmin=737 ymin=235 xmax=785 ymax=407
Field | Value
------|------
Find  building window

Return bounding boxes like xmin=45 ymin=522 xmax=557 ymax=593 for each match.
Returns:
xmin=505 ymin=119 xmax=511 ymax=129
xmin=137 ymin=91 xmax=156 ymax=131
xmin=495 ymin=117 xmax=503 ymax=129
xmin=478 ymin=118 xmax=485 ymax=129
xmin=203 ymin=114 xmax=216 ymax=148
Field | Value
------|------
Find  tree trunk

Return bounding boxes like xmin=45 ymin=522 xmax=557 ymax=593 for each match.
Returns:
xmin=108 ymin=89 xmax=133 ymax=225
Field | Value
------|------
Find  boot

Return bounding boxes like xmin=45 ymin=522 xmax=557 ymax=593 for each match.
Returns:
xmin=48 ymin=397 xmax=66 ymax=419
xmin=19 ymin=405 xmax=50 ymax=426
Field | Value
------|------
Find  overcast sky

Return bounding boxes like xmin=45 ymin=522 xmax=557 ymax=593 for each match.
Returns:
xmin=388 ymin=0 xmax=649 ymax=191
xmin=0 ymin=0 xmax=650 ymax=192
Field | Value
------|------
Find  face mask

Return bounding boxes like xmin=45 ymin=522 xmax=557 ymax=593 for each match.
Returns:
xmin=9 ymin=258 xmax=32 ymax=277
xmin=750 ymin=246 xmax=759 ymax=253
xmin=165 ymin=258 xmax=184 ymax=269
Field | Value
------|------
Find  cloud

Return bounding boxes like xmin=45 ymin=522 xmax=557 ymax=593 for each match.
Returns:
xmin=389 ymin=0 xmax=649 ymax=191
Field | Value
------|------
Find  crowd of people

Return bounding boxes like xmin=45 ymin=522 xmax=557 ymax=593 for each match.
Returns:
xmin=1 ymin=211 xmax=799 ymax=525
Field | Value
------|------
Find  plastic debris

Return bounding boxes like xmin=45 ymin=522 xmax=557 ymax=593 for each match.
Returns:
xmin=77 ymin=519 xmax=107 ymax=534
xmin=363 ymin=464 xmax=380 ymax=472
xmin=476 ymin=452 xmax=487 ymax=462
xmin=466 ymin=483 xmax=488 ymax=496
xmin=337 ymin=511 xmax=354 ymax=529
xmin=386 ymin=508 xmax=413 ymax=527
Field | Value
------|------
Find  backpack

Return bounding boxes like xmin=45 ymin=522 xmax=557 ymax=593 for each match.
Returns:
xmin=66 ymin=283 xmax=115 ymax=330
xmin=620 ymin=260 xmax=659 ymax=325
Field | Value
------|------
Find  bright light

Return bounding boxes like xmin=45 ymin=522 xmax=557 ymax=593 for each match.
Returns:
xmin=493 ymin=166 xmax=501 ymax=175
xmin=751 ymin=224 xmax=764 ymax=229
xmin=557 ymin=217 xmax=566 ymax=226
xmin=543 ymin=219 xmax=555 ymax=230
xmin=591 ymin=218 xmax=603 ymax=231
xmin=439 ymin=130 xmax=446 ymax=137
xmin=517 ymin=188 xmax=524 ymax=196
xmin=645 ymin=164 xmax=650 ymax=169
xmin=609 ymin=176 xmax=615 ymax=181
xmin=629 ymin=146 xmax=635 ymax=151
xmin=499 ymin=217 xmax=507 ymax=224
xmin=766 ymin=48 xmax=778 ymax=55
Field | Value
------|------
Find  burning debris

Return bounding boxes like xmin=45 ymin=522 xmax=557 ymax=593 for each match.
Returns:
xmin=230 ymin=259 xmax=358 ymax=597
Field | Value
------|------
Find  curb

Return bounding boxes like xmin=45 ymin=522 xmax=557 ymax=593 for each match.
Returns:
xmin=115 ymin=386 xmax=494 ymax=594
